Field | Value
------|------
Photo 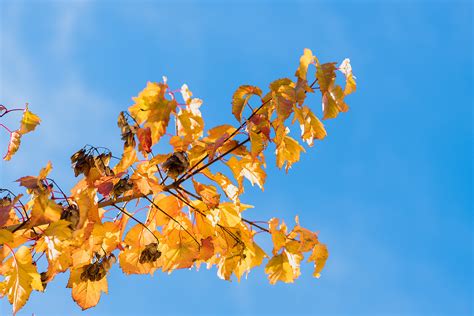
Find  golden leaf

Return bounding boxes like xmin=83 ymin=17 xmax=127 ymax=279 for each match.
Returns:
xmin=193 ymin=180 xmax=221 ymax=209
xmin=322 ymin=85 xmax=349 ymax=120
xmin=265 ymin=250 xmax=302 ymax=285
xmin=226 ymin=156 xmax=266 ymax=191
xmin=114 ymin=146 xmax=137 ymax=174
xmin=119 ymin=224 xmax=161 ymax=275
xmin=0 ymin=229 xmax=14 ymax=245
xmin=0 ymin=246 xmax=43 ymax=314
xmin=293 ymin=106 xmax=327 ymax=146
xmin=67 ymin=266 xmax=108 ymax=310
xmin=160 ymin=230 xmax=199 ymax=272
xmin=268 ymin=218 xmax=288 ymax=255
xmin=232 ymin=85 xmax=262 ymax=122
xmin=295 ymin=48 xmax=315 ymax=81
xmin=30 ymin=193 xmax=62 ymax=225
xmin=129 ymin=81 xmax=176 ymax=144
xmin=339 ymin=58 xmax=356 ymax=95
xmin=275 ymin=135 xmax=305 ymax=172
xmin=19 ymin=106 xmax=41 ymax=135
xmin=308 ymin=243 xmax=329 ymax=278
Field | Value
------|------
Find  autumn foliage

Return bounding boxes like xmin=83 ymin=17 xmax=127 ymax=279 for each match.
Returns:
xmin=0 ymin=49 xmax=356 ymax=313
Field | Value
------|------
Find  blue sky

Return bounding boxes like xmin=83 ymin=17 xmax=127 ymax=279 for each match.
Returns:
xmin=0 ymin=0 xmax=472 ymax=315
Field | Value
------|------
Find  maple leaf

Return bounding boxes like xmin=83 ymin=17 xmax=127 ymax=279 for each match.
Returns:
xmin=34 ymin=220 xmax=73 ymax=274
xmin=67 ymin=266 xmax=108 ymax=310
xmin=30 ymin=193 xmax=62 ymax=226
xmin=275 ymin=135 xmax=305 ymax=172
xmin=339 ymin=58 xmax=357 ymax=95
xmin=268 ymin=218 xmax=288 ymax=255
xmin=119 ymin=224 xmax=162 ymax=275
xmin=160 ymin=229 xmax=199 ymax=272
xmin=151 ymin=194 xmax=183 ymax=227
xmin=232 ymin=85 xmax=262 ymax=122
xmin=0 ymin=229 xmax=14 ymax=244
xmin=293 ymin=106 xmax=327 ymax=146
xmin=129 ymin=81 xmax=177 ymax=144
xmin=19 ymin=106 xmax=41 ymax=135
xmin=226 ymin=156 xmax=266 ymax=191
xmin=114 ymin=146 xmax=138 ymax=174
xmin=0 ymin=246 xmax=43 ymax=314
xmin=233 ymin=241 xmax=267 ymax=281
xmin=193 ymin=180 xmax=221 ymax=209
xmin=130 ymin=160 xmax=161 ymax=195
xmin=308 ymin=243 xmax=329 ymax=278
xmin=315 ymin=59 xmax=351 ymax=120
xmin=202 ymin=169 xmax=239 ymax=202
xmin=295 ymin=48 xmax=315 ymax=81
xmin=176 ymin=101 xmax=204 ymax=142
xmin=265 ymin=250 xmax=303 ymax=285
xmin=322 ymin=85 xmax=349 ymax=120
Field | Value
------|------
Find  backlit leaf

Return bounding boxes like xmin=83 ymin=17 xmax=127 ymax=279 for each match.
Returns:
xmin=232 ymin=85 xmax=262 ymax=122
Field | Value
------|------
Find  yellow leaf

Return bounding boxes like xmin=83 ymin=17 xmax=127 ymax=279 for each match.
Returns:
xmin=90 ymin=222 xmax=120 ymax=253
xmin=73 ymin=188 xmax=100 ymax=227
xmin=34 ymin=220 xmax=72 ymax=273
xmin=19 ymin=106 xmax=41 ymax=135
xmin=160 ymin=230 xmax=199 ymax=272
xmin=316 ymin=61 xmax=337 ymax=93
xmin=193 ymin=180 xmax=220 ymax=209
xmin=308 ymin=243 xmax=329 ymax=278
xmin=249 ymin=130 xmax=265 ymax=157
xmin=0 ymin=246 xmax=43 ymax=314
xmin=30 ymin=193 xmax=62 ymax=225
xmin=268 ymin=218 xmax=288 ymax=255
xmin=295 ymin=48 xmax=315 ymax=80
xmin=38 ymin=161 xmax=53 ymax=180
xmin=294 ymin=106 xmax=327 ymax=146
xmin=226 ymin=156 xmax=266 ymax=191
xmin=68 ymin=267 xmax=108 ymax=310
xmin=339 ymin=58 xmax=356 ymax=95
xmin=0 ymin=229 xmax=14 ymax=244
xmin=119 ymin=224 xmax=161 ymax=275
xmin=218 ymin=202 xmax=242 ymax=227
xmin=205 ymin=125 xmax=236 ymax=142
xmin=265 ymin=250 xmax=301 ymax=285
xmin=129 ymin=81 xmax=176 ymax=144
xmin=232 ymin=85 xmax=262 ymax=122
xmin=128 ymin=81 xmax=166 ymax=123
xmin=202 ymin=169 xmax=239 ymax=202
xmin=322 ymin=85 xmax=349 ymax=120
xmin=275 ymin=135 xmax=305 ymax=172
xmin=234 ymin=242 xmax=267 ymax=281
xmin=177 ymin=108 xmax=204 ymax=141
xmin=114 ymin=146 xmax=137 ymax=174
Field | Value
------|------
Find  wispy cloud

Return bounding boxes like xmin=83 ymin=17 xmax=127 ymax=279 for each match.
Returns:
xmin=0 ymin=2 xmax=117 ymax=185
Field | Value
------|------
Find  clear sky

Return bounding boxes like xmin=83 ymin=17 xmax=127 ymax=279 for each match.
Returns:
xmin=0 ymin=0 xmax=472 ymax=315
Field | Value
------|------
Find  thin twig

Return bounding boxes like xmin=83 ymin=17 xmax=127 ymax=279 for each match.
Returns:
xmin=111 ymin=203 xmax=160 ymax=243
xmin=142 ymin=196 xmax=200 ymax=248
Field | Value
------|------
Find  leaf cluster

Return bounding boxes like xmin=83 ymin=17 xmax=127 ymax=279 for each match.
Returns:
xmin=0 ymin=49 xmax=356 ymax=313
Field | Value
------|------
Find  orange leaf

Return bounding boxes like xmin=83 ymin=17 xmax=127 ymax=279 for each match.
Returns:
xmin=232 ymin=85 xmax=262 ymax=122
xmin=0 ymin=246 xmax=43 ymax=314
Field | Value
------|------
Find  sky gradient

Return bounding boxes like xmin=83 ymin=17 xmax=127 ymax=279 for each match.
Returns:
xmin=0 ymin=1 xmax=472 ymax=315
